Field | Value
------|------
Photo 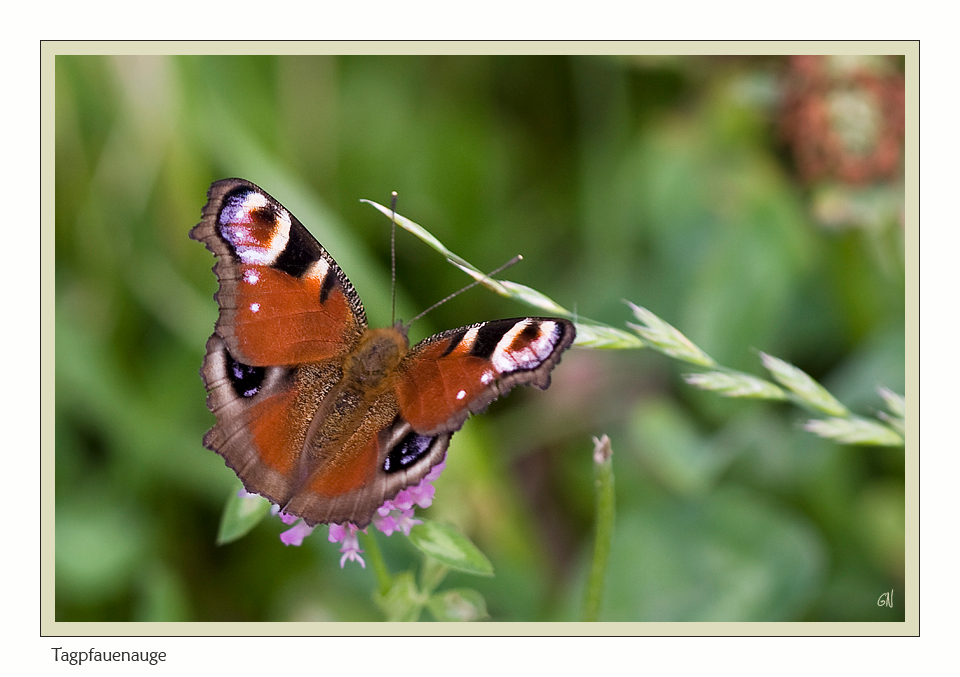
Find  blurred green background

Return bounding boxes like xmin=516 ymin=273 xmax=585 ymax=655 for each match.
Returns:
xmin=54 ymin=53 xmax=906 ymax=622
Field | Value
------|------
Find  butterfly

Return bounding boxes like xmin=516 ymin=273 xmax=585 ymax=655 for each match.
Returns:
xmin=190 ymin=178 xmax=576 ymax=528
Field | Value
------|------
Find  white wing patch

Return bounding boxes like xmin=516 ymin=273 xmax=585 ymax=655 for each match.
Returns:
xmin=304 ymin=257 xmax=330 ymax=282
xmin=218 ymin=191 xmax=291 ymax=265
xmin=461 ymin=325 xmax=481 ymax=349
xmin=491 ymin=320 xmax=559 ymax=373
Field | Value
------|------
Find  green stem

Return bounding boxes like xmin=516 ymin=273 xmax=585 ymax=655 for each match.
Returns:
xmin=582 ymin=436 xmax=615 ymax=622
xmin=361 ymin=530 xmax=392 ymax=595
xmin=419 ymin=556 xmax=449 ymax=597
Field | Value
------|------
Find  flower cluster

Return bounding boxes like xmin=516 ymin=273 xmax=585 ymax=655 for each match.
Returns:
xmin=780 ymin=55 xmax=905 ymax=185
xmin=258 ymin=460 xmax=447 ymax=568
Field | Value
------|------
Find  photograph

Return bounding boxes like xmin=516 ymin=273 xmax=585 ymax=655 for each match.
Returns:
xmin=51 ymin=48 xmax=909 ymax=626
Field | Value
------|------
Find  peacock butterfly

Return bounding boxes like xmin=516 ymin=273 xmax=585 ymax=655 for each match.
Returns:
xmin=190 ymin=178 xmax=575 ymax=528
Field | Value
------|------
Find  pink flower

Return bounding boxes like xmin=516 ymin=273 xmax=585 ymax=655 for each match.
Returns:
xmin=373 ymin=509 xmax=420 ymax=537
xmin=372 ymin=512 xmax=399 ymax=535
xmin=389 ymin=489 xmax=415 ymax=511
xmin=280 ymin=520 xmax=315 ymax=546
xmin=406 ymin=480 xmax=436 ymax=509
xmin=327 ymin=523 xmax=365 ymax=568
xmin=267 ymin=457 xmax=447 ymax=566
xmin=424 ymin=460 xmax=446 ymax=483
xmin=327 ymin=523 xmax=348 ymax=542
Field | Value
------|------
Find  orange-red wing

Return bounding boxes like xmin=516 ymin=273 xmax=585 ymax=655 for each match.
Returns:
xmin=396 ymin=318 xmax=576 ymax=435
xmin=191 ymin=178 xmax=365 ymax=366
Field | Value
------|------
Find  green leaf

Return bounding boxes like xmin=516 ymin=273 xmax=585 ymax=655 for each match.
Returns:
xmin=56 ymin=494 xmax=149 ymax=604
xmin=876 ymin=387 xmax=906 ymax=435
xmin=593 ymin=488 xmax=827 ymax=621
xmin=427 ymin=588 xmax=490 ymax=621
xmin=408 ymin=520 xmax=495 ymax=577
xmin=418 ymin=555 xmax=450 ymax=595
xmin=878 ymin=411 xmax=906 ymax=436
xmin=373 ymin=572 xmax=424 ymax=622
xmin=760 ymin=352 xmax=849 ymax=416
xmin=216 ymin=488 xmax=271 ymax=545
xmin=877 ymin=387 xmax=905 ymax=418
xmin=630 ymin=399 xmax=738 ymax=495
xmin=573 ymin=322 xmax=645 ymax=349
xmin=803 ymin=416 xmax=903 ymax=446
xmin=685 ymin=370 xmax=787 ymax=400
xmin=626 ymin=302 xmax=716 ymax=367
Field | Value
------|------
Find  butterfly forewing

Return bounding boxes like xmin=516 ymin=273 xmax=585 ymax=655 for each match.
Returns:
xmin=190 ymin=178 xmax=366 ymax=367
xmin=396 ymin=318 xmax=576 ymax=435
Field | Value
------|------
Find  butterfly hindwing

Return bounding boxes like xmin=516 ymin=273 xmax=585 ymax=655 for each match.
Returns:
xmin=280 ymin=410 xmax=452 ymax=526
xmin=199 ymin=334 xmax=320 ymax=506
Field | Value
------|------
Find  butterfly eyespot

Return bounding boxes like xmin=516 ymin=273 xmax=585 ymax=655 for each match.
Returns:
xmin=225 ymin=351 xmax=266 ymax=399
xmin=384 ymin=431 xmax=436 ymax=473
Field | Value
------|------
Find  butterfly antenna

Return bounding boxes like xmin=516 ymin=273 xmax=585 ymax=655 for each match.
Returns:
xmin=406 ymin=254 xmax=523 ymax=329
xmin=390 ymin=191 xmax=398 ymax=325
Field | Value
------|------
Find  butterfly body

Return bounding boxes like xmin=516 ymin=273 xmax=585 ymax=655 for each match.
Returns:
xmin=191 ymin=178 xmax=575 ymax=527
